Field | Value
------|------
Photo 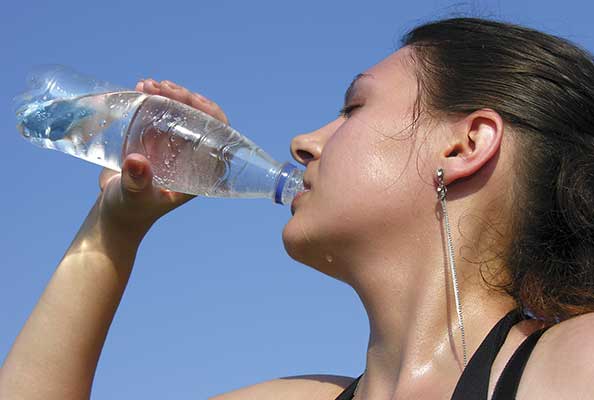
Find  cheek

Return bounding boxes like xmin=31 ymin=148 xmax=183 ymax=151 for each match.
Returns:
xmin=321 ymin=130 xmax=408 ymax=201
xmin=324 ymin=136 xmax=428 ymax=233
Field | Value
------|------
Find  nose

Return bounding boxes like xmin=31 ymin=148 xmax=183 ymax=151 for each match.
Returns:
xmin=290 ymin=132 xmax=321 ymax=165
xmin=290 ymin=119 xmax=341 ymax=166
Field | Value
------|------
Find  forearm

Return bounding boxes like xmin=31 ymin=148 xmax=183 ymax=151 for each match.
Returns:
xmin=0 ymin=197 xmax=147 ymax=400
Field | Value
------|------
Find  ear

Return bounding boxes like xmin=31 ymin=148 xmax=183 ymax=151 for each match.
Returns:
xmin=438 ymin=109 xmax=503 ymax=185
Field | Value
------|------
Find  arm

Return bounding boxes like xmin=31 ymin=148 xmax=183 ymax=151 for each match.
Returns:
xmin=209 ymin=375 xmax=356 ymax=400
xmin=0 ymin=197 xmax=146 ymax=400
xmin=0 ymin=79 xmax=227 ymax=400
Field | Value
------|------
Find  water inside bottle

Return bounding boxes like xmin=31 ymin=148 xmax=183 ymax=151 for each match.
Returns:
xmin=123 ymin=96 xmax=280 ymax=198
xmin=16 ymin=91 xmax=303 ymax=202
xmin=16 ymin=91 xmax=146 ymax=171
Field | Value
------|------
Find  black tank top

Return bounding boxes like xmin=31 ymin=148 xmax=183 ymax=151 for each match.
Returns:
xmin=334 ymin=309 xmax=550 ymax=400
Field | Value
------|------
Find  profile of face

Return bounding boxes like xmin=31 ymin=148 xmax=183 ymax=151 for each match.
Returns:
xmin=283 ymin=47 xmax=446 ymax=280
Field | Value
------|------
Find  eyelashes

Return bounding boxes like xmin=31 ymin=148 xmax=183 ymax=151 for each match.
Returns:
xmin=338 ymin=104 xmax=361 ymax=119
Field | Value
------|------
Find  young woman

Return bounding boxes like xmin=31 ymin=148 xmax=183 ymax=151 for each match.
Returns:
xmin=2 ymin=18 xmax=594 ymax=400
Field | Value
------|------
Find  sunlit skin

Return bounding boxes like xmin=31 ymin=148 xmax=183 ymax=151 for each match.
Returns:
xmin=283 ymin=47 xmax=536 ymax=399
xmin=4 ymin=48 xmax=594 ymax=400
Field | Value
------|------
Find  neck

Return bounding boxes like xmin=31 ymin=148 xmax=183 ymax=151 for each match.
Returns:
xmin=344 ymin=224 xmax=516 ymax=399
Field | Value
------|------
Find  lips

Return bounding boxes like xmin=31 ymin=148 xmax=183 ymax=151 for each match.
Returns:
xmin=290 ymin=176 xmax=312 ymax=214
xmin=291 ymin=188 xmax=310 ymax=215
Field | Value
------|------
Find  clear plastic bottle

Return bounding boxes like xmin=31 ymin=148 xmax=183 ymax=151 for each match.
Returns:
xmin=15 ymin=66 xmax=304 ymax=205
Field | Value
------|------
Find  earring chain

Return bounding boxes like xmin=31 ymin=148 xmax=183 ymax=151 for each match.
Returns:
xmin=353 ymin=169 xmax=467 ymax=400
xmin=437 ymin=168 xmax=468 ymax=368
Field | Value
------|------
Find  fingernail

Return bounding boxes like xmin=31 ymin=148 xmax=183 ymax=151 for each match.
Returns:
xmin=147 ymin=79 xmax=160 ymax=88
xmin=129 ymin=162 xmax=144 ymax=178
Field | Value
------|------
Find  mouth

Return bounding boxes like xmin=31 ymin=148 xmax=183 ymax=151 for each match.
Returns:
xmin=290 ymin=189 xmax=310 ymax=215
xmin=290 ymin=176 xmax=312 ymax=215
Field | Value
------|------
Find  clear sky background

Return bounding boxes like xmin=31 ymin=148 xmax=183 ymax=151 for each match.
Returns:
xmin=1 ymin=1 xmax=593 ymax=398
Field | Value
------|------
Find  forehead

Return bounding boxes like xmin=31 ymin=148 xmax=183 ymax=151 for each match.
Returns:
xmin=356 ymin=47 xmax=418 ymax=114
xmin=362 ymin=47 xmax=415 ymax=84
xmin=355 ymin=47 xmax=418 ymax=107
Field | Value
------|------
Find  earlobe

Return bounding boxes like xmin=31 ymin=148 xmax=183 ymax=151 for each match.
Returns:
xmin=440 ymin=109 xmax=504 ymax=185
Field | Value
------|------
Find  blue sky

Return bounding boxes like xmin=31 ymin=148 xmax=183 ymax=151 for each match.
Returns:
xmin=1 ymin=0 xmax=593 ymax=398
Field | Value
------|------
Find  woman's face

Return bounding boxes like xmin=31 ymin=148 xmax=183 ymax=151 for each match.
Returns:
xmin=283 ymin=48 xmax=442 ymax=278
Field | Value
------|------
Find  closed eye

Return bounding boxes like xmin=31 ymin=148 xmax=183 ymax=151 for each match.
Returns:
xmin=338 ymin=104 xmax=361 ymax=119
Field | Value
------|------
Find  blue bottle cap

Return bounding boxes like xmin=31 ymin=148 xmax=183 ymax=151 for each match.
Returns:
xmin=275 ymin=162 xmax=297 ymax=204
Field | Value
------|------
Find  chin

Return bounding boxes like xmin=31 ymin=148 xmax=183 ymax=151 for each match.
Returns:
xmin=281 ymin=220 xmax=348 ymax=281
xmin=281 ymin=220 xmax=312 ymax=264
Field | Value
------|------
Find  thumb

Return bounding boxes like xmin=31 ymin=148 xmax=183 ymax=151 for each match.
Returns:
xmin=121 ymin=154 xmax=154 ymax=195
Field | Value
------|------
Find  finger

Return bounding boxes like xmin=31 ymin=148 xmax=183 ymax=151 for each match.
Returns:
xmin=121 ymin=154 xmax=195 ymax=208
xmin=120 ymin=154 xmax=154 ymax=195
xmin=142 ymin=78 xmax=161 ymax=95
xmin=160 ymin=80 xmax=229 ymax=125
xmin=186 ymin=91 xmax=229 ymax=125
xmin=135 ymin=80 xmax=145 ymax=91
xmin=160 ymin=80 xmax=195 ymax=106
xmin=201 ymin=98 xmax=229 ymax=125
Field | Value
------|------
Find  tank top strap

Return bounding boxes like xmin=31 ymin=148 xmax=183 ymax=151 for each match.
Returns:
xmin=333 ymin=308 xmax=529 ymax=400
xmin=490 ymin=326 xmax=549 ymax=399
xmin=450 ymin=308 xmax=525 ymax=399
xmin=334 ymin=374 xmax=363 ymax=400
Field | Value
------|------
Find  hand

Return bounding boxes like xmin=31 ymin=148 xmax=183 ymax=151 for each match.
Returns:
xmin=96 ymin=79 xmax=230 ymax=235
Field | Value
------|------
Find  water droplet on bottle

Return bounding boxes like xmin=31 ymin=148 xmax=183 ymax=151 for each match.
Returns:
xmin=23 ymin=129 xmax=31 ymax=138
xmin=169 ymin=135 xmax=176 ymax=143
xmin=100 ymin=120 xmax=107 ymax=127
xmin=109 ymin=104 xmax=116 ymax=109
xmin=325 ymin=254 xmax=334 ymax=263
xmin=45 ymin=126 xmax=51 ymax=137
xmin=164 ymin=159 xmax=170 ymax=167
xmin=42 ymin=95 xmax=48 ymax=101
xmin=123 ymin=113 xmax=128 ymax=118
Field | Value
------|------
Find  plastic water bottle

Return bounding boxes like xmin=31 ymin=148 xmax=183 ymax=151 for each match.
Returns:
xmin=15 ymin=65 xmax=304 ymax=205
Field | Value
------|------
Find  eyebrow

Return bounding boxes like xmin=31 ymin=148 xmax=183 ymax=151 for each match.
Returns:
xmin=344 ymin=73 xmax=371 ymax=105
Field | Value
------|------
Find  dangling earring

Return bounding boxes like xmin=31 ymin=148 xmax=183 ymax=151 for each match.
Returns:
xmin=436 ymin=168 xmax=468 ymax=368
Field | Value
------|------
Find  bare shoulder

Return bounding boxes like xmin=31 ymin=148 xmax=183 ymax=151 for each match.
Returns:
xmin=518 ymin=312 xmax=594 ymax=400
xmin=209 ymin=374 xmax=356 ymax=400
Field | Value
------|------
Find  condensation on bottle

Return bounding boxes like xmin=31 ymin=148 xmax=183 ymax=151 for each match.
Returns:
xmin=15 ymin=66 xmax=304 ymax=205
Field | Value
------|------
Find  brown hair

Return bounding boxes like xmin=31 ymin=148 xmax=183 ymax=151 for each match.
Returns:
xmin=403 ymin=18 xmax=594 ymax=324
